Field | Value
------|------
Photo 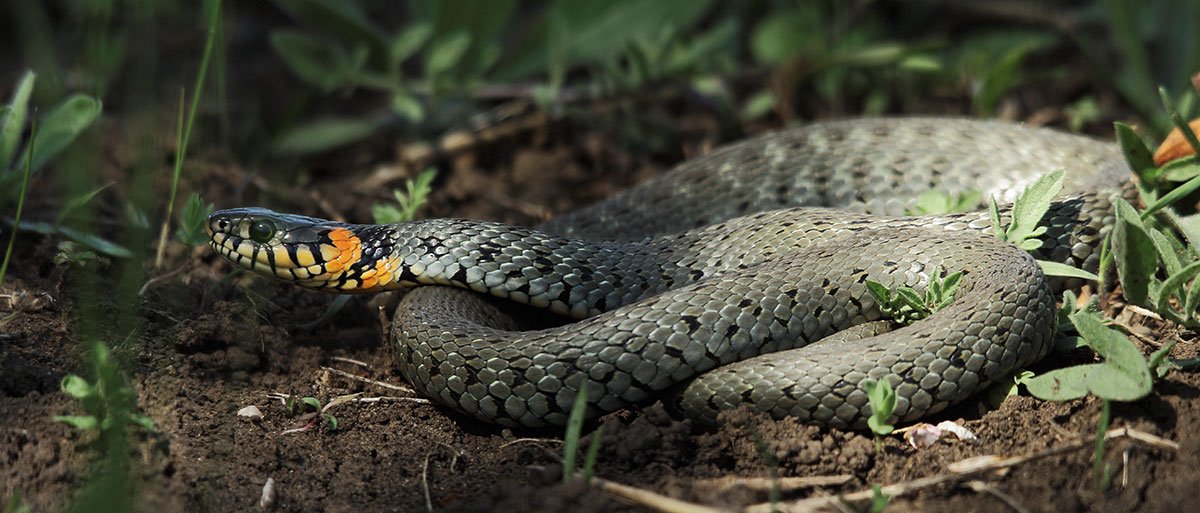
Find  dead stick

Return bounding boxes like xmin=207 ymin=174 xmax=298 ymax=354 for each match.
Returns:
xmin=746 ymin=427 xmax=1176 ymax=513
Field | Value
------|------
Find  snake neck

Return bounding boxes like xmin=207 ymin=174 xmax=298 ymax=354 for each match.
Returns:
xmin=374 ymin=219 xmax=686 ymax=319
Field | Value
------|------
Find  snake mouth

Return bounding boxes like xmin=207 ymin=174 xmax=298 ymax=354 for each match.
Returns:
xmin=207 ymin=207 xmax=404 ymax=292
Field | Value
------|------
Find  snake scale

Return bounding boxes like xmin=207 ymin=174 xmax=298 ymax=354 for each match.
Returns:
xmin=207 ymin=118 xmax=1130 ymax=429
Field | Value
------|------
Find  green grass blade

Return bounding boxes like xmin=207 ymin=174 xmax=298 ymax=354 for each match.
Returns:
xmin=0 ymin=71 xmax=35 ymax=169
xmin=155 ymin=0 xmax=221 ymax=268
xmin=1154 ymin=260 xmax=1200 ymax=316
xmin=1039 ymin=260 xmax=1100 ymax=282
xmin=0 ymin=121 xmax=35 ymax=288
xmin=562 ymin=382 xmax=589 ymax=483
xmin=581 ymin=424 xmax=603 ymax=484
xmin=1185 ymin=272 xmax=1200 ymax=320
xmin=1160 ymin=86 xmax=1200 ymax=157
xmin=1142 ymin=173 xmax=1200 ymax=220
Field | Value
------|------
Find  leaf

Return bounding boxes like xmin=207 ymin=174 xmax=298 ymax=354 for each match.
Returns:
xmin=1148 ymin=341 xmax=1178 ymax=378
xmin=1147 ymin=228 xmax=1184 ymax=277
xmin=894 ymin=288 xmax=925 ymax=311
xmin=272 ymin=116 xmax=387 ymax=155
xmin=740 ymin=90 xmax=776 ymax=123
xmin=25 ymin=94 xmax=102 ymax=173
xmin=129 ymin=414 xmax=156 ymax=431
xmin=1158 ymin=158 xmax=1200 ymax=183
xmin=0 ymin=70 xmax=34 ymax=169
xmin=865 ymin=379 xmax=896 ymax=435
xmin=56 ymin=182 xmax=113 ymax=226
xmin=60 ymin=374 xmax=95 ymax=399
xmin=1007 ymin=170 xmax=1064 ymax=244
xmin=1142 ymin=172 xmax=1200 ymax=219
xmin=389 ymin=22 xmax=434 ymax=66
xmin=13 ymin=220 xmax=132 ymax=259
xmin=390 ymin=91 xmax=424 ymax=123
xmin=988 ymin=196 xmax=1003 ymax=239
xmin=1114 ymin=122 xmax=1158 ymax=188
xmin=1110 ymin=198 xmax=1158 ymax=306
xmin=53 ymin=415 xmax=100 ymax=430
xmin=865 ymin=280 xmax=892 ymax=304
xmin=866 ymin=415 xmax=893 ymax=436
xmin=1023 ymin=363 xmax=1107 ymax=401
xmin=272 ymin=0 xmax=388 ymax=65
xmin=301 ymin=397 xmax=322 ymax=410
xmin=270 ymin=30 xmax=353 ymax=91
xmin=1155 ymin=260 xmax=1200 ymax=316
xmin=1026 ymin=310 xmax=1154 ymax=402
xmin=176 ymin=192 xmax=214 ymax=246
xmin=425 ymin=31 xmax=472 ymax=79
xmin=750 ymin=5 xmax=825 ymax=65
xmin=1038 ymin=260 xmax=1100 ymax=282
xmin=1069 ymin=311 xmax=1153 ymax=400
xmin=494 ymin=0 xmax=714 ymax=81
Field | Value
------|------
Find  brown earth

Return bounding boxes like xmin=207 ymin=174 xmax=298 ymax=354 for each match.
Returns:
xmin=2 ymin=116 xmax=1198 ymax=513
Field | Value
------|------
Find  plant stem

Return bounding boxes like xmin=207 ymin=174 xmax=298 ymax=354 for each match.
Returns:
xmin=1093 ymin=399 xmax=1111 ymax=489
xmin=0 ymin=120 xmax=36 ymax=288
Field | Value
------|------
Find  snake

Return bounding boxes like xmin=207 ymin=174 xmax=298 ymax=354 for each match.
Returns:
xmin=206 ymin=118 xmax=1131 ymax=429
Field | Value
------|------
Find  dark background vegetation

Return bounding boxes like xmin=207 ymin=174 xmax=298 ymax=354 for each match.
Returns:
xmin=1 ymin=1 xmax=1198 ymax=512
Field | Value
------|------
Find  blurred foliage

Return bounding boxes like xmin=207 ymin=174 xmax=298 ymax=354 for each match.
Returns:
xmin=262 ymin=0 xmax=1200 ymax=155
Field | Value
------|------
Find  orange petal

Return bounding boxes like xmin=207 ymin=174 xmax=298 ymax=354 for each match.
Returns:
xmin=1154 ymin=118 xmax=1200 ymax=166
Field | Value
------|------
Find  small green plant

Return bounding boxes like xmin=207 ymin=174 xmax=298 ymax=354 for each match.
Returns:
xmin=4 ymin=491 xmax=31 ymax=513
xmin=0 ymin=71 xmax=122 ymax=259
xmin=864 ymin=379 xmax=896 ymax=455
xmin=946 ymin=31 xmax=1054 ymax=116
xmin=988 ymin=169 xmax=1102 ymax=282
xmin=0 ymin=71 xmax=103 ymax=202
xmin=1101 ymin=91 xmax=1200 ymax=327
xmin=1021 ymin=309 xmax=1175 ymax=489
xmin=868 ymin=483 xmax=891 ymax=513
xmin=989 ymin=170 xmax=1064 ymax=252
xmin=281 ymin=394 xmax=339 ymax=432
xmin=372 ymin=168 xmax=438 ymax=224
xmin=561 ymin=382 xmax=602 ymax=484
xmin=866 ymin=266 xmax=963 ymax=325
xmin=175 ymin=193 xmax=215 ymax=246
xmin=54 ymin=342 xmax=155 ymax=433
xmin=908 ymin=189 xmax=982 ymax=215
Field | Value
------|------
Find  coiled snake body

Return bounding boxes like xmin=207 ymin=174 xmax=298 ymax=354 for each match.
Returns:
xmin=208 ymin=118 xmax=1129 ymax=428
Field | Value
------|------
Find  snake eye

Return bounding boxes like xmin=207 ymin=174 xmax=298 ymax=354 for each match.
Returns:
xmin=249 ymin=219 xmax=276 ymax=243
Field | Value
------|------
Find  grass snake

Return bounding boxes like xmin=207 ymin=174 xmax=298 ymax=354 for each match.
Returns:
xmin=207 ymin=118 xmax=1130 ymax=429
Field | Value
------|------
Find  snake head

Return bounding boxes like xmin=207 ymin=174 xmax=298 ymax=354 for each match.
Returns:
xmin=207 ymin=207 xmax=403 ymax=292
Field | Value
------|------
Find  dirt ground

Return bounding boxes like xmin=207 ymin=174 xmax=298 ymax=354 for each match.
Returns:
xmin=2 ymin=106 xmax=1199 ymax=513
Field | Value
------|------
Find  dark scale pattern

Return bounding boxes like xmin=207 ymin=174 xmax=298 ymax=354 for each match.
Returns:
xmin=209 ymin=118 xmax=1131 ymax=428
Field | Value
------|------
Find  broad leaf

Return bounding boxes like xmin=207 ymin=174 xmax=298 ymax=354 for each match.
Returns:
xmin=1038 ymin=260 xmax=1100 ymax=282
xmin=0 ymin=71 xmax=34 ymax=169
xmin=272 ymin=116 xmax=387 ymax=155
xmin=25 ymin=94 xmax=102 ymax=173
xmin=1110 ymin=199 xmax=1158 ymax=306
